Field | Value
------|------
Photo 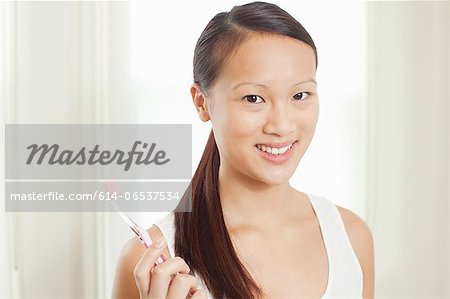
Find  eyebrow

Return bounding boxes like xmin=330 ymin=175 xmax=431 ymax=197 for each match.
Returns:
xmin=232 ymin=78 xmax=317 ymax=90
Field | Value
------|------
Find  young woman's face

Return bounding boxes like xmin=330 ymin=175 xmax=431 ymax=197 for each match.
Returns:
xmin=205 ymin=34 xmax=318 ymax=186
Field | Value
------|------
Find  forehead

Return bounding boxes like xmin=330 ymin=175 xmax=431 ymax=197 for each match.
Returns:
xmin=216 ymin=34 xmax=316 ymax=89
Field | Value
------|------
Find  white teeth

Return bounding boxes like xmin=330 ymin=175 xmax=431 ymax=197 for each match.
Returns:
xmin=278 ymin=147 xmax=288 ymax=154
xmin=256 ymin=142 xmax=294 ymax=155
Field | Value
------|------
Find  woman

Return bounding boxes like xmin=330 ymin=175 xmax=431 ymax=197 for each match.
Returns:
xmin=112 ymin=1 xmax=374 ymax=298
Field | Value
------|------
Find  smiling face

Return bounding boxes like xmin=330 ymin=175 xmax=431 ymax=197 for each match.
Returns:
xmin=193 ymin=33 xmax=319 ymax=186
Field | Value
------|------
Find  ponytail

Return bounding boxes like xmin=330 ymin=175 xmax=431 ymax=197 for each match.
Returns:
xmin=174 ymin=129 xmax=263 ymax=298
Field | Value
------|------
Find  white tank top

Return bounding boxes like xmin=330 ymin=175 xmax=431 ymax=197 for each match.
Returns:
xmin=154 ymin=192 xmax=363 ymax=298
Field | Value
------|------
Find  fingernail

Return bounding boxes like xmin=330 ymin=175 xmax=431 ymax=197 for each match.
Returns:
xmin=155 ymin=237 xmax=165 ymax=249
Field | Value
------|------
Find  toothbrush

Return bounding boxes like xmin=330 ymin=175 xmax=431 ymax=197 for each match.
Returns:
xmin=103 ymin=181 xmax=166 ymax=265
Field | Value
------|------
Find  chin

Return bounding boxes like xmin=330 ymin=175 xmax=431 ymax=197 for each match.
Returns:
xmin=256 ymin=171 xmax=293 ymax=186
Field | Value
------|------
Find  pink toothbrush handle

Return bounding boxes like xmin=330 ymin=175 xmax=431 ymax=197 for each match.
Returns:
xmin=136 ymin=226 xmax=165 ymax=264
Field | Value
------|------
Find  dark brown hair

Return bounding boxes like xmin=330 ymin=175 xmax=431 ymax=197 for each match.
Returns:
xmin=174 ymin=2 xmax=318 ymax=298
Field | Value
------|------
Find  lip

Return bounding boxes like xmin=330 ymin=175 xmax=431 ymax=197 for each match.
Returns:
xmin=254 ymin=140 xmax=298 ymax=164
xmin=255 ymin=140 xmax=298 ymax=148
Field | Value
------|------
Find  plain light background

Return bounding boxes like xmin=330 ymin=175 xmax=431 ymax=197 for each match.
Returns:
xmin=0 ymin=1 xmax=448 ymax=298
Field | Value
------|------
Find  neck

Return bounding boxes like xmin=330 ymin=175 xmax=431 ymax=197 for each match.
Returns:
xmin=218 ymin=163 xmax=299 ymax=231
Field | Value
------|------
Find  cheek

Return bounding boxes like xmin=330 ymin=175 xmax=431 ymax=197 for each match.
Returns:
xmin=298 ymin=101 xmax=319 ymax=136
xmin=232 ymin=112 xmax=261 ymax=135
xmin=212 ymin=103 xmax=262 ymax=139
xmin=308 ymin=100 xmax=320 ymax=127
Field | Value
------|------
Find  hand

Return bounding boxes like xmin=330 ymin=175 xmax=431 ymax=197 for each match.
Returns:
xmin=133 ymin=237 xmax=207 ymax=299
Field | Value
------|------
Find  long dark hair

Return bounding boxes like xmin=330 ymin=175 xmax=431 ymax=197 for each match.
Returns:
xmin=174 ymin=2 xmax=318 ymax=298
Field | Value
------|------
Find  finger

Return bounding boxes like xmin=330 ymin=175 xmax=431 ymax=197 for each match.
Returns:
xmin=133 ymin=237 xmax=166 ymax=295
xmin=160 ymin=251 xmax=169 ymax=262
xmin=148 ymin=256 xmax=191 ymax=298
xmin=166 ymin=273 xmax=199 ymax=299
xmin=189 ymin=289 xmax=208 ymax=299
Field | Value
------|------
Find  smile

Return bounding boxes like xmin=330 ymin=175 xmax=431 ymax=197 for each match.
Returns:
xmin=256 ymin=143 xmax=293 ymax=155
xmin=255 ymin=140 xmax=297 ymax=155
xmin=254 ymin=140 xmax=298 ymax=164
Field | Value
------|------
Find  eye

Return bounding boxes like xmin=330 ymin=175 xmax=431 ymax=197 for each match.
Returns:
xmin=243 ymin=95 xmax=264 ymax=104
xmin=293 ymin=92 xmax=311 ymax=101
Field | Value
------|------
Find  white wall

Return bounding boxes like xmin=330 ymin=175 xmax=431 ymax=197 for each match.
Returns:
xmin=0 ymin=2 xmax=113 ymax=298
xmin=366 ymin=1 xmax=449 ymax=298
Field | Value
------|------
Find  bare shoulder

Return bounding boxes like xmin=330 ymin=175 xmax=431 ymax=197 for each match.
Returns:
xmin=336 ymin=205 xmax=375 ymax=299
xmin=111 ymin=225 xmax=165 ymax=299
xmin=335 ymin=205 xmax=373 ymax=247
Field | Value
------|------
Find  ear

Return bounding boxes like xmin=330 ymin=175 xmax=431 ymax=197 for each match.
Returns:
xmin=190 ymin=82 xmax=211 ymax=122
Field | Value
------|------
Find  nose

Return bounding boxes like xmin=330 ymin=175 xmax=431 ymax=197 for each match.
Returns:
xmin=262 ymin=102 xmax=295 ymax=137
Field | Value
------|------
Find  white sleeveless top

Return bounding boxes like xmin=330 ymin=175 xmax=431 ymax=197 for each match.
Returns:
xmin=154 ymin=192 xmax=363 ymax=298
